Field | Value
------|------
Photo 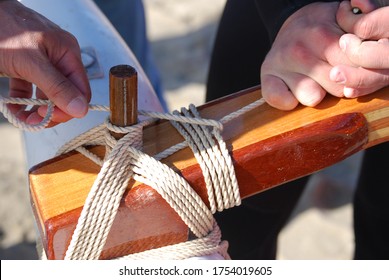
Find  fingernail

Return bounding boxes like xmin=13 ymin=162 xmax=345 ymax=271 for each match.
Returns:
xmin=26 ymin=113 xmax=43 ymax=125
xmin=344 ymin=87 xmax=359 ymax=98
xmin=339 ymin=37 xmax=347 ymax=52
xmin=335 ymin=72 xmax=346 ymax=84
xmin=66 ymin=96 xmax=87 ymax=118
xmin=330 ymin=68 xmax=346 ymax=84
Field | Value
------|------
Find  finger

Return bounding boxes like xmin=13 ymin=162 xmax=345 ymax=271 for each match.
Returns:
xmin=339 ymin=34 xmax=389 ymax=68
xmin=337 ymin=1 xmax=365 ymax=33
xmin=342 ymin=85 xmax=383 ymax=98
xmin=14 ymin=106 xmax=58 ymax=127
xmin=37 ymin=105 xmax=72 ymax=123
xmin=349 ymin=0 xmax=377 ymax=13
xmin=337 ymin=2 xmax=389 ymax=39
xmin=34 ymin=62 xmax=88 ymax=118
xmin=35 ymin=87 xmax=73 ymax=123
xmin=261 ymin=74 xmax=299 ymax=110
xmin=8 ymin=78 xmax=33 ymax=114
xmin=295 ymin=58 xmax=345 ymax=98
xmin=15 ymin=108 xmax=37 ymax=124
xmin=278 ymin=39 xmax=346 ymax=98
xmin=24 ymin=111 xmax=42 ymax=125
xmin=50 ymin=41 xmax=92 ymax=103
xmin=330 ymin=65 xmax=389 ymax=93
xmin=29 ymin=45 xmax=90 ymax=120
xmin=283 ymin=73 xmax=327 ymax=107
xmin=24 ymin=111 xmax=58 ymax=127
xmin=355 ymin=0 xmax=389 ymax=10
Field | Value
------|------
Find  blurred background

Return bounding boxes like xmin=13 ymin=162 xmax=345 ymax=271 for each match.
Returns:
xmin=0 ymin=0 xmax=363 ymax=259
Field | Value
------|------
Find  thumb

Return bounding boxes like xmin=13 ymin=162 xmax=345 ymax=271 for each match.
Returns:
xmin=32 ymin=60 xmax=89 ymax=119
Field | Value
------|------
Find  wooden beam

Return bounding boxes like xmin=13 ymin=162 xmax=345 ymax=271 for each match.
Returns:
xmin=29 ymin=86 xmax=389 ymax=259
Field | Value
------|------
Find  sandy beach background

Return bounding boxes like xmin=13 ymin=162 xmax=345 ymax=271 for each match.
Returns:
xmin=0 ymin=0 xmax=363 ymax=260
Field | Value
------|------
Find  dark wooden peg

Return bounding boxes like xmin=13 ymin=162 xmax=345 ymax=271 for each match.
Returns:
xmin=109 ymin=64 xmax=138 ymax=139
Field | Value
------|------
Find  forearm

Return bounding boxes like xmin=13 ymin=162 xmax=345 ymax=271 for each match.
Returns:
xmin=254 ymin=0 xmax=340 ymax=41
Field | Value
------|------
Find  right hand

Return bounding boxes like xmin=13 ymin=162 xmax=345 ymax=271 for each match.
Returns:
xmin=0 ymin=0 xmax=91 ymax=126
xmin=329 ymin=0 xmax=389 ymax=98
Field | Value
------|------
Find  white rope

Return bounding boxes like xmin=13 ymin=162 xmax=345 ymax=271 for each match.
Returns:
xmin=0 ymin=94 xmax=265 ymax=260
xmin=64 ymin=131 xmax=137 ymax=259
xmin=62 ymin=121 xmax=217 ymax=259
xmin=0 ymin=96 xmax=54 ymax=131
xmin=0 ymin=96 xmax=108 ymax=131
xmin=170 ymin=105 xmax=240 ymax=213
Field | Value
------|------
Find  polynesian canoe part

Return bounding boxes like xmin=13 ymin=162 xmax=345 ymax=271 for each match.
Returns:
xmin=108 ymin=64 xmax=138 ymax=139
xmin=29 ymin=85 xmax=389 ymax=259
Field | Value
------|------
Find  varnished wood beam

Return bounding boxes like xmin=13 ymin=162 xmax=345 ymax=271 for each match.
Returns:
xmin=29 ymin=86 xmax=389 ymax=259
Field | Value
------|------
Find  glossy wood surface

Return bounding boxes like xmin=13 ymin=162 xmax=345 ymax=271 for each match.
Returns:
xmin=29 ymin=86 xmax=389 ymax=259
xmin=109 ymin=65 xmax=138 ymax=138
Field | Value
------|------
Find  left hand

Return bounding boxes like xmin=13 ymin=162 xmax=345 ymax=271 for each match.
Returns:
xmin=261 ymin=2 xmax=351 ymax=110
xmin=330 ymin=0 xmax=389 ymax=97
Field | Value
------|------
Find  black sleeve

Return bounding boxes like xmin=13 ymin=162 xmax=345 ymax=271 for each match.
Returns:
xmin=254 ymin=0 xmax=340 ymax=42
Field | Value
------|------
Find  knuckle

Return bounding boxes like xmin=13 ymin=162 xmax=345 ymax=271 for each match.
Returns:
xmin=46 ymin=78 xmax=72 ymax=100
xmin=377 ymin=71 xmax=389 ymax=87
xmin=288 ymin=41 xmax=312 ymax=64
xmin=356 ymin=76 xmax=366 ymax=88
xmin=62 ymin=31 xmax=79 ymax=47
xmin=348 ymin=70 xmax=365 ymax=88
xmin=301 ymin=93 xmax=322 ymax=107
xmin=327 ymin=83 xmax=344 ymax=97
xmin=262 ymin=91 xmax=278 ymax=105
xmin=349 ymin=49 xmax=364 ymax=65
xmin=355 ymin=18 xmax=374 ymax=39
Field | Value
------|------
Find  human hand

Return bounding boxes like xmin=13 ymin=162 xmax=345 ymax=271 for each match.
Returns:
xmin=261 ymin=2 xmax=351 ymax=110
xmin=330 ymin=0 xmax=389 ymax=98
xmin=0 ymin=0 xmax=91 ymax=126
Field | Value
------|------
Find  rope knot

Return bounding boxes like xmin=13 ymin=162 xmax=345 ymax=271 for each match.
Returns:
xmin=171 ymin=105 xmax=241 ymax=213
xmin=104 ymin=117 xmax=144 ymax=155
xmin=60 ymin=102 xmax=247 ymax=259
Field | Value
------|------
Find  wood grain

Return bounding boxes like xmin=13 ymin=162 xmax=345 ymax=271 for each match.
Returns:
xmin=109 ymin=65 xmax=138 ymax=139
xmin=29 ymin=86 xmax=389 ymax=259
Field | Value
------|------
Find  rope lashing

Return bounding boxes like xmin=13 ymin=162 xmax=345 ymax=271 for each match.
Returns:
xmin=0 ymin=95 xmax=266 ymax=259
xmin=171 ymin=105 xmax=240 ymax=213
xmin=0 ymin=96 xmax=108 ymax=131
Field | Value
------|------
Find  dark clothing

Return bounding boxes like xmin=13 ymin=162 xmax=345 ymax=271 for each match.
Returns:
xmin=206 ymin=0 xmax=338 ymax=101
xmin=353 ymin=144 xmax=389 ymax=259
xmin=254 ymin=0 xmax=338 ymax=41
xmin=206 ymin=0 xmax=270 ymax=101
xmin=206 ymin=0 xmax=389 ymax=260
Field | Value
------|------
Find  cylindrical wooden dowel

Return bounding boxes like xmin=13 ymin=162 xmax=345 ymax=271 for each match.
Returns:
xmin=109 ymin=65 xmax=138 ymax=139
